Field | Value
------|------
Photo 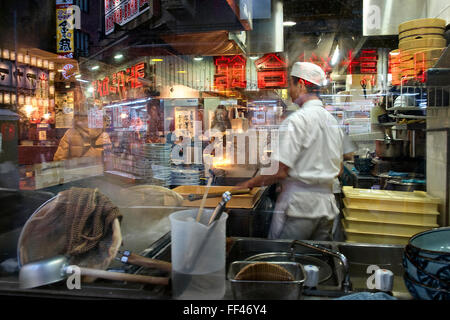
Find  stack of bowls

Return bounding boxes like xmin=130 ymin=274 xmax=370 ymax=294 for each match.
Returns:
xmin=403 ymin=227 xmax=450 ymax=300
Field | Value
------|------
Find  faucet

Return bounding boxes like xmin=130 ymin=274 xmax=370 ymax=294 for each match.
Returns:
xmin=289 ymin=240 xmax=352 ymax=293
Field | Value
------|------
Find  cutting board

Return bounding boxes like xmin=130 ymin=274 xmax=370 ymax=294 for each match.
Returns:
xmin=173 ymin=185 xmax=263 ymax=209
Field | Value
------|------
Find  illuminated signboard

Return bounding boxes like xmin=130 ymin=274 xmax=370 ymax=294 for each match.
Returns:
xmin=255 ymin=53 xmax=288 ymax=89
xmin=56 ymin=0 xmax=74 ymax=58
xmin=105 ymin=0 xmax=152 ymax=35
xmin=91 ymin=62 xmax=146 ymax=99
xmin=61 ymin=63 xmax=76 ymax=79
xmin=214 ymin=55 xmax=247 ymax=91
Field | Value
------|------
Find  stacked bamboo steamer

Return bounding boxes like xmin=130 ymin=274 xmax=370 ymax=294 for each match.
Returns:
xmin=393 ymin=18 xmax=447 ymax=83
xmin=389 ymin=49 xmax=402 ymax=86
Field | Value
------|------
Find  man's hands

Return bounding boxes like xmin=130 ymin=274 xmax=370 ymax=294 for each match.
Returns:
xmin=235 ymin=162 xmax=290 ymax=189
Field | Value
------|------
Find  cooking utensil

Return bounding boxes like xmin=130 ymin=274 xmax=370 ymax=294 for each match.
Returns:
xmin=245 ymin=252 xmax=333 ymax=284
xmin=18 ymin=190 xmax=173 ymax=277
xmin=234 ymin=262 xmax=294 ymax=281
xmin=196 ymin=170 xmax=214 ymax=222
xmin=208 ymin=191 xmax=232 ymax=225
xmin=228 ymin=261 xmax=306 ymax=300
xmin=187 ymin=192 xmax=232 ymax=271
xmin=375 ymin=139 xmax=405 ymax=158
xmin=19 ymin=255 xmax=169 ymax=289
xmin=385 ymin=179 xmax=426 ymax=192
xmin=188 ymin=188 xmax=251 ymax=201
xmin=116 ymin=251 xmax=172 ymax=273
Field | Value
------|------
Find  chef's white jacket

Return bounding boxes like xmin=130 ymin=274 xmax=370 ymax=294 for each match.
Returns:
xmin=271 ymin=99 xmax=344 ymax=221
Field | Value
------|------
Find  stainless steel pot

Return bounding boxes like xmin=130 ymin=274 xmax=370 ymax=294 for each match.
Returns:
xmin=385 ymin=180 xmax=426 ymax=192
xmin=375 ymin=139 xmax=404 ymax=158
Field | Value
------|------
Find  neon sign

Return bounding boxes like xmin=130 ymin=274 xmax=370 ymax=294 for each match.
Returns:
xmin=105 ymin=0 xmax=152 ymax=35
xmin=255 ymin=53 xmax=287 ymax=89
xmin=91 ymin=62 xmax=146 ymax=99
xmin=214 ymin=55 xmax=247 ymax=90
xmin=61 ymin=63 xmax=75 ymax=80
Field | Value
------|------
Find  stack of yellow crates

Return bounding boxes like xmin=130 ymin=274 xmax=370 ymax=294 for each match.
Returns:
xmin=342 ymin=187 xmax=441 ymax=245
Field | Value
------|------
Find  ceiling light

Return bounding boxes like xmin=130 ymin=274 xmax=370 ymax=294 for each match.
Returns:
xmin=114 ymin=53 xmax=124 ymax=60
xmin=249 ymin=55 xmax=259 ymax=60
xmin=283 ymin=21 xmax=296 ymax=27
xmin=331 ymin=45 xmax=340 ymax=66
xmin=152 ymin=58 xmax=163 ymax=62
xmin=194 ymin=56 xmax=204 ymax=61
xmin=177 ymin=70 xmax=186 ymax=73
xmin=76 ymin=79 xmax=89 ymax=83
xmin=90 ymin=65 xmax=99 ymax=71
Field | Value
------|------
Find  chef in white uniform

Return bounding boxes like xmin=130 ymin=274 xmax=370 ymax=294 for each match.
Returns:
xmin=238 ymin=62 xmax=344 ymax=240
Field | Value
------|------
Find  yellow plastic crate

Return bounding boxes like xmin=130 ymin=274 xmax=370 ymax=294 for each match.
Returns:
xmin=342 ymin=187 xmax=441 ymax=214
xmin=342 ymin=220 xmax=411 ymax=245
xmin=342 ymin=210 xmax=437 ymax=237
xmin=343 ymin=200 xmax=439 ymax=225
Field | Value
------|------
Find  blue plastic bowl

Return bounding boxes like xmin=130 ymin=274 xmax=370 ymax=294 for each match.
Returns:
xmin=408 ymin=227 xmax=450 ymax=262
xmin=403 ymin=248 xmax=450 ymax=291
xmin=404 ymin=273 xmax=450 ymax=300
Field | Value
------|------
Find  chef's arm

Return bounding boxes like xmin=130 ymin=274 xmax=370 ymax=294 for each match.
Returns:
xmin=237 ymin=161 xmax=290 ymax=189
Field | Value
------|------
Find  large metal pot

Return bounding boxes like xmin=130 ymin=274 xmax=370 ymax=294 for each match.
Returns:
xmin=375 ymin=139 xmax=404 ymax=158
xmin=385 ymin=180 xmax=426 ymax=192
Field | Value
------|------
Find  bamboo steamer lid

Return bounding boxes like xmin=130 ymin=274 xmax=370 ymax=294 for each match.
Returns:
xmin=399 ymin=27 xmax=445 ymax=41
xmin=399 ymin=18 xmax=446 ymax=34
xmin=400 ymin=61 xmax=415 ymax=69
xmin=389 ymin=51 xmax=402 ymax=64
xmin=399 ymin=38 xmax=447 ymax=50
xmin=414 ymin=48 xmax=445 ymax=62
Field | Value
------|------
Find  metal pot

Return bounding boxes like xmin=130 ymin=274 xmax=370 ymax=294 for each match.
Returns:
xmin=385 ymin=180 xmax=426 ymax=192
xmin=375 ymin=139 xmax=404 ymax=158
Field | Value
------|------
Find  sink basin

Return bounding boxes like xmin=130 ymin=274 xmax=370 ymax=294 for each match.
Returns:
xmin=226 ymin=238 xmax=413 ymax=299
xmin=336 ymin=243 xmax=411 ymax=298
xmin=226 ymin=238 xmax=344 ymax=293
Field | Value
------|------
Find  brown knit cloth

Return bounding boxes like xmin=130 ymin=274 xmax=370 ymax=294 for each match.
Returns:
xmin=19 ymin=188 xmax=123 ymax=276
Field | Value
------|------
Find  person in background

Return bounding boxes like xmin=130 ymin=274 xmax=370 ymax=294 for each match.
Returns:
xmin=237 ymin=62 xmax=344 ymax=241
xmin=53 ymin=112 xmax=111 ymax=161
xmin=210 ymin=105 xmax=231 ymax=133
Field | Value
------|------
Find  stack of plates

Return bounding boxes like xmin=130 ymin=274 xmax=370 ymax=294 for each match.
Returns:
xmin=142 ymin=143 xmax=172 ymax=186
xmin=171 ymin=165 xmax=204 ymax=186
xmin=143 ymin=144 xmax=172 ymax=165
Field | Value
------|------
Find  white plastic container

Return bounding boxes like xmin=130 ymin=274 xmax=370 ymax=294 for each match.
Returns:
xmin=170 ymin=209 xmax=228 ymax=300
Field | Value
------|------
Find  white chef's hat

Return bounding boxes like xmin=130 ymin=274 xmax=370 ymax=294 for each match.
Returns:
xmin=290 ymin=62 xmax=327 ymax=87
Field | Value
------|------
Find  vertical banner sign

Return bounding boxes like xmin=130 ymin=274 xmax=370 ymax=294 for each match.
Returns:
xmin=56 ymin=0 xmax=75 ymax=58
xmin=105 ymin=0 xmax=152 ymax=35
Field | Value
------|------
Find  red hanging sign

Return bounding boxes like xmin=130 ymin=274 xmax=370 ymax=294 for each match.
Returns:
xmin=255 ymin=53 xmax=288 ymax=89
xmin=91 ymin=62 xmax=146 ymax=99
xmin=214 ymin=55 xmax=247 ymax=90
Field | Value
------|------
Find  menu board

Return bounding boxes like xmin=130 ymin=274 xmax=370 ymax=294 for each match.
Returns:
xmin=175 ymin=107 xmax=197 ymax=137
xmin=88 ymin=107 xmax=104 ymax=129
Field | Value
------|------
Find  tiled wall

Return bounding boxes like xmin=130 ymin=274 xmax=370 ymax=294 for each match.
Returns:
xmin=427 ymin=107 xmax=450 ymax=227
